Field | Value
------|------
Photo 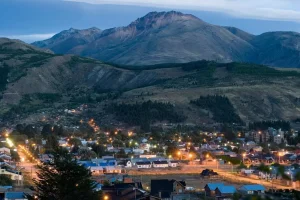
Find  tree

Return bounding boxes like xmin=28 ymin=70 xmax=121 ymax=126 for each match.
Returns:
xmin=166 ymin=145 xmax=179 ymax=158
xmin=295 ymin=171 xmax=300 ymax=181
xmin=45 ymin=135 xmax=59 ymax=151
xmin=23 ymin=124 xmax=38 ymax=138
xmin=32 ymin=148 xmax=99 ymax=200
xmin=53 ymin=125 xmax=64 ymax=136
xmin=68 ymin=138 xmax=82 ymax=147
xmin=90 ymin=144 xmax=105 ymax=158
xmin=257 ymin=163 xmax=271 ymax=174
xmin=0 ymin=174 xmax=13 ymax=186
xmin=41 ymin=124 xmax=53 ymax=137
xmin=78 ymin=148 xmax=97 ymax=160
xmin=10 ymin=150 xmax=20 ymax=162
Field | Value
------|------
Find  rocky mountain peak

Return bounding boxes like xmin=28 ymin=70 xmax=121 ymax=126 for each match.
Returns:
xmin=129 ymin=11 xmax=201 ymax=30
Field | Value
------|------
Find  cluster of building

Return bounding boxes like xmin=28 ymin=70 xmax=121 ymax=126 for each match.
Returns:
xmin=204 ymin=183 xmax=265 ymax=199
xmin=0 ymin=147 xmax=23 ymax=183
xmin=246 ymin=128 xmax=289 ymax=144
xmin=77 ymin=156 xmax=179 ymax=175
xmin=99 ymin=176 xmax=268 ymax=200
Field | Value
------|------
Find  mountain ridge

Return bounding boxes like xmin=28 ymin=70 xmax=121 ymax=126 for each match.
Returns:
xmin=32 ymin=11 xmax=300 ymax=68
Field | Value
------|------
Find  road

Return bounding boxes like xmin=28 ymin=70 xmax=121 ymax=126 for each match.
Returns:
xmin=17 ymin=146 xmax=38 ymax=180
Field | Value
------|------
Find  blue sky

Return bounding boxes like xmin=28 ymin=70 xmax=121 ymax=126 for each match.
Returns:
xmin=1 ymin=0 xmax=300 ymax=42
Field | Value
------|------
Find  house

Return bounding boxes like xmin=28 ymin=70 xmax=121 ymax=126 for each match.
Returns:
xmin=215 ymin=186 xmax=236 ymax=198
xmin=0 ymin=169 xmax=23 ymax=181
xmin=0 ymin=154 xmax=11 ymax=161
xmin=102 ymin=182 xmax=147 ymax=200
xmin=39 ymin=154 xmax=53 ymax=163
xmin=151 ymin=179 xmax=186 ymax=200
xmin=133 ymin=148 xmax=145 ymax=155
xmin=136 ymin=161 xmax=152 ymax=169
xmin=4 ymin=192 xmax=27 ymax=200
xmin=152 ymin=161 xmax=169 ymax=168
xmin=239 ymin=184 xmax=265 ymax=195
xmin=204 ymin=183 xmax=224 ymax=196
xmin=0 ymin=148 xmax=10 ymax=155
xmin=168 ymin=161 xmax=179 ymax=168
xmin=139 ymin=154 xmax=157 ymax=159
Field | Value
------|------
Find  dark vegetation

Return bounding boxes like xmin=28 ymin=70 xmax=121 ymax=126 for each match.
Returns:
xmin=0 ymin=174 xmax=13 ymax=186
xmin=21 ymin=93 xmax=62 ymax=104
xmin=31 ymin=148 xmax=100 ymax=200
xmin=190 ymin=95 xmax=243 ymax=124
xmin=226 ymin=62 xmax=300 ymax=77
xmin=113 ymin=60 xmax=300 ymax=78
xmin=249 ymin=121 xmax=291 ymax=131
xmin=0 ymin=66 xmax=9 ymax=92
xmin=2 ymin=93 xmax=62 ymax=119
xmin=106 ymin=100 xmax=186 ymax=131
xmin=67 ymin=56 xmax=100 ymax=68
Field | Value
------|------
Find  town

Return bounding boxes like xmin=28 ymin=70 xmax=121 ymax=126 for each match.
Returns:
xmin=0 ymin=119 xmax=300 ymax=199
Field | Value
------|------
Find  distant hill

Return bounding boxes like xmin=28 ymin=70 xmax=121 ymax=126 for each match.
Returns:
xmin=3 ymin=38 xmax=300 ymax=125
xmin=33 ymin=11 xmax=300 ymax=68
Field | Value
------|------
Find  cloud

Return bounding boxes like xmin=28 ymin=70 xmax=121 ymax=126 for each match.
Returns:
xmin=65 ymin=0 xmax=300 ymax=22
xmin=1 ymin=33 xmax=56 ymax=43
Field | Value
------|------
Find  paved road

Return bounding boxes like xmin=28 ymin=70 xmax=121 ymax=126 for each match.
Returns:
xmin=18 ymin=147 xmax=38 ymax=180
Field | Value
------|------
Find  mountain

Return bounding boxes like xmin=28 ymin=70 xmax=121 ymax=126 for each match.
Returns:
xmin=249 ymin=32 xmax=300 ymax=68
xmin=32 ymin=27 xmax=102 ymax=54
xmin=33 ymin=11 xmax=255 ymax=65
xmin=33 ymin=11 xmax=300 ymax=68
xmin=3 ymin=38 xmax=300 ymax=126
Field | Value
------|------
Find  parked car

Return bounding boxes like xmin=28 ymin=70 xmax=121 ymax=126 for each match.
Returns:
xmin=200 ymin=169 xmax=218 ymax=176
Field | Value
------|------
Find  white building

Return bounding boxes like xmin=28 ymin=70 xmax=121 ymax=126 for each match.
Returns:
xmin=136 ymin=161 xmax=152 ymax=169
xmin=152 ymin=161 xmax=169 ymax=168
xmin=169 ymin=160 xmax=179 ymax=168
xmin=0 ymin=169 xmax=23 ymax=181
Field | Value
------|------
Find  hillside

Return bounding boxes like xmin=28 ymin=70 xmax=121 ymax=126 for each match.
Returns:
xmin=3 ymin=38 xmax=300 ymax=126
xmin=33 ymin=11 xmax=300 ymax=68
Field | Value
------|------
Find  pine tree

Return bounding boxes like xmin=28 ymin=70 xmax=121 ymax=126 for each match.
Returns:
xmin=31 ymin=148 xmax=99 ymax=200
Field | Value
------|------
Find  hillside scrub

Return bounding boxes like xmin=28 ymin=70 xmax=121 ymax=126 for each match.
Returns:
xmin=190 ymin=95 xmax=243 ymax=124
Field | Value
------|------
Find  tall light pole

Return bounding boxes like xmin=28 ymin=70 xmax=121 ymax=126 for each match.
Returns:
xmin=242 ymin=153 xmax=246 ymax=164
xmin=228 ymin=162 xmax=233 ymax=173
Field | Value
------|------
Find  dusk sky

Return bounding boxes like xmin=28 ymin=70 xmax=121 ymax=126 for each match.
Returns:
xmin=2 ymin=0 xmax=300 ymax=42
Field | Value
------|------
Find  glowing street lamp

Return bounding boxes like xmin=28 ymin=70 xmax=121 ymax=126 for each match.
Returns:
xmin=278 ymin=152 xmax=283 ymax=163
xmin=177 ymin=151 xmax=182 ymax=160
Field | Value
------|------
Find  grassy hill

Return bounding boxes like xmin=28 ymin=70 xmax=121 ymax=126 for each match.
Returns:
xmin=2 ymin=38 xmax=300 ymax=126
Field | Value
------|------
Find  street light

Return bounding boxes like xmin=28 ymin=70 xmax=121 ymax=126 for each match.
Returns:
xmin=278 ymin=152 xmax=283 ymax=163
xmin=104 ymin=195 xmax=109 ymax=200
xmin=228 ymin=162 xmax=233 ymax=173
xmin=242 ymin=153 xmax=246 ymax=163
xmin=177 ymin=151 xmax=182 ymax=160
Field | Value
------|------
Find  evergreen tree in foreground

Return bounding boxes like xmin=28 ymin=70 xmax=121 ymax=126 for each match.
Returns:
xmin=31 ymin=148 xmax=99 ymax=200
